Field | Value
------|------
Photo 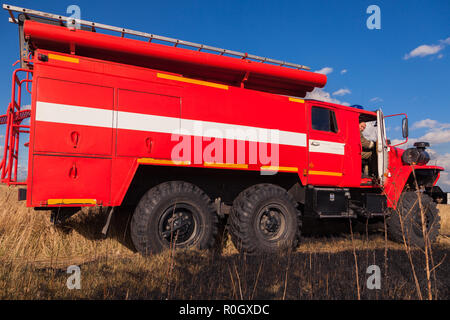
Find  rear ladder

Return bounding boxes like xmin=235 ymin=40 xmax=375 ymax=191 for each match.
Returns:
xmin=0 ymin=67 xmax=32 ymax=185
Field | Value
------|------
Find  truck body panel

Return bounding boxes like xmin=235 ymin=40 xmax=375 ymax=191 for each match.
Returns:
xmin=26 ymin=48 xmax=384 ymax=208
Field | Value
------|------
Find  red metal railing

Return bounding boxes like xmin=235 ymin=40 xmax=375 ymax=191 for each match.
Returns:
xmin=0 ymin=67 xmax=32 ymax=185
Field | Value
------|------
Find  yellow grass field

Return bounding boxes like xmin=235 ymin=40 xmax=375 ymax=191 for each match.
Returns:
xmin=0 ymin=184 xmax=448 ymax=299
xmin=438 ymin=204 xmax=450 ymax=236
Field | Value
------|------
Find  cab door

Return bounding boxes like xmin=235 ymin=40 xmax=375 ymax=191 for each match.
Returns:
xmin=307 ymin=104 xmax=345 ymax=186
xmin=376 ymin=109 xmax=389 ymax=183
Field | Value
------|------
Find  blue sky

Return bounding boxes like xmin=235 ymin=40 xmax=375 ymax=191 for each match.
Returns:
xmin=0 ymin=0 xmax=449 ymax=189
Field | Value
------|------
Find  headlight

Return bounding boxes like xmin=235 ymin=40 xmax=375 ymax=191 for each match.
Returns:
xmin=401 ymin=142 xmax=431 ymax=166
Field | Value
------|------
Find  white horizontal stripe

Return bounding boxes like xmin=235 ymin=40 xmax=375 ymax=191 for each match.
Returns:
xmin=180 ymin=119 xmax=306 ymax=147
xmin=118 ymin=111 xmax=180 ymax=133
xmin=279 ymin=130 xmax=307 ymax=148
xmin=309 ymin=139 xmax=345 ymax=155
xmin=36 ymin=102 xmax=113 ymax=128
xmin=35 ymin=102 xmax=307 ymax=147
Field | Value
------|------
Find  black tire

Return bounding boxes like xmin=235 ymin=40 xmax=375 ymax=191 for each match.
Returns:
xmin=228 ymin=184 xmax=301 ymax=254
xmin=130 ymin=181 xmax=218 ymax=255
xmin=386 ymin=191 xmax=441 ymax=247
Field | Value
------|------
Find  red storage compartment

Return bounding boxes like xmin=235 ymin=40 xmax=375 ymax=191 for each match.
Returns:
xmin=30 ymin=155 xmax=112 ymax=206
xmin=34 ymin=77 xmax=114 ymax=156
xmin=116 ymin=89 xmax=181 ymax=159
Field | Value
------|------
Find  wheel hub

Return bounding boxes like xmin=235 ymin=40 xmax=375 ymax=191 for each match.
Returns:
xmin=160 ymin=204 xmax=197 ymax=245
xmin=261 ymin=210 xmax=281 ymax=233
xmin=258 ymin=205 xmax=285 ymax=240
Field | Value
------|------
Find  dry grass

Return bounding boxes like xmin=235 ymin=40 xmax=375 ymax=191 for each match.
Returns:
xmin=438 ymin=204 xmax=450 ymax=235
xmin=0 ymin=184 xmax=449 ymax=299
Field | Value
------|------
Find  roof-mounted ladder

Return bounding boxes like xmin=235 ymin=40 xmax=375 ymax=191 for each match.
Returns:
xmin=3 ymin=3 xmax=310 ymax=71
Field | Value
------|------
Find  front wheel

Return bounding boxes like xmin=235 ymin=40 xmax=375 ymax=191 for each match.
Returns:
xmin=386 ymin=191 xmax=441 ymax=247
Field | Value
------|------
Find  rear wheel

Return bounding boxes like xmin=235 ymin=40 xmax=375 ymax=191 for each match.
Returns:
xmin=229 ymin=184 xmax=301 ymax=254
xmin=130 ymin=181 xmax=218 ymax=255
xmin=386 ymin=191 xmax=441 ymax=247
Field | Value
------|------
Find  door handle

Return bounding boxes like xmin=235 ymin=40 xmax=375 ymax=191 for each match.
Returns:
xmin=311 ymin=141 xmax=320 ymax=146
xmin=71 ymin=131 xmax=80 ymax=148
xmin=69 ymin=163 xmax=78 ymax=179
xmin=145 ymin=137 xmax=153 ymax=153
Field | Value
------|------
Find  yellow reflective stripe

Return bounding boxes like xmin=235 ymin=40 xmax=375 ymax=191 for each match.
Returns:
xmin=289 ymin=97 xmax=304 ymax=103
xmin=204 ymin=162 xmax=248 ymax=169
xmin=157 ymin=73 xmax=229 ymax=90
xmin=261 ymin=166 xmax=298 ymax=172
xmin=137 ymin=158 xmax=191 ymax=166
xmin=309 ymin=170 xmax=343 ymax=177
xmin=48 ymin=53 xmax=79 ymax=64
xmin=48 ymin=199 xmax=96 ymax=205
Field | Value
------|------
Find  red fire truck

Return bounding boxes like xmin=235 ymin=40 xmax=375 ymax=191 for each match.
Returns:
xmin=0 ymin=5 xmax=445 ymax=255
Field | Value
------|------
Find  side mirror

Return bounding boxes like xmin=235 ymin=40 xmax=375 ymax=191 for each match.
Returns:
xmin=402 ymin=118 xmax=409 ymax=138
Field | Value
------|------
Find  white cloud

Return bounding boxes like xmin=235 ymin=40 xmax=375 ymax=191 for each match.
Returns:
xmin=438 ymin=54 xmax=444 ymax=59
xmin=428 ymin=149 xmax=450 ymax=167
xmin=412 ymin=119 xmax=438 ymax=129
xmin=370 ymin=97 xmax=383 ymax=103
xmin=414 ymin=120 xmax=450 ymax=145
xmin=403 ymin=37 xmax=450 ymax=60
xmin=404 ymin=44 xmax=442 ymax=59
xmin=427 ymin=150 xmax=450 ymax=191
xmin=392 ymin=119 xmax=450 ymax=149
xmin=315 ymin=67 xmax=333 ymax=75
xmin=398 ymin=131 xmax=450 ymax=148
xmin=340 ymin=69 xmax=347 ymax=74
xmin=391 ymin=120 xmax=450 ymax=148
xmin=419 ymin=129 xmax=450 ymax=145
xmin=305 ymin=88 xmax=350 ymax=106
xmin=332 ymin=88 xmax=351 ymax=96
xmin=439 ymin=172 xmax=450 ymax=191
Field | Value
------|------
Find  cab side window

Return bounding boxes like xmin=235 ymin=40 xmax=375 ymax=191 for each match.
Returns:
xmin=311 ymin=106 xmax=338 ymax=133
